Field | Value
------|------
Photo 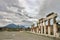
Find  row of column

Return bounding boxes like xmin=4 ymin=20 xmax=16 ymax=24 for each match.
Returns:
xmin=31 ymin=17 xmax=58 ymax=37
xmin=39 ymin=17 xmax=58 ymax=36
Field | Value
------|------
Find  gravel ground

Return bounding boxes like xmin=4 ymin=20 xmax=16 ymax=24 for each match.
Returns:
xmin=0 ymin=31 xmax=60 ymax=40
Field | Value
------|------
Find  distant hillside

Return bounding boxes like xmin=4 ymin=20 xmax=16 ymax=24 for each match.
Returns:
xmin=4 ymin=24 xmax=25 ymax=28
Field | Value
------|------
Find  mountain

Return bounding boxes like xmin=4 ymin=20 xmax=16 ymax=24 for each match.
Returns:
xmin=5 ymin=24 xmax=17 ymax=28
xmin=4 ymin=23 xmax=25 ymax=28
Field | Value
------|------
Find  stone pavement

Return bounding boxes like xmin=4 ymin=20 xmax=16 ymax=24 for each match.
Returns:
xmin=0 ymin=31 xmax=60 ymax=40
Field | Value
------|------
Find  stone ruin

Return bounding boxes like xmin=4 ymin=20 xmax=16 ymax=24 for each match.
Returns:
xmin=31 ymin=12 xmax=60 ymax=37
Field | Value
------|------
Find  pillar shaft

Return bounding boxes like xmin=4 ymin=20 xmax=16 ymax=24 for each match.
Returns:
xmin=41 ymin=23 xmax=43 ymax=34
xmin=31 ymin=28 xmax=32 ymax=32
xmin=36 ymin=28 xmax=39 ymax=33
xmin=48 ymin=19 xmax=51 ymax=35
xmin=43 ymin=21 xmax=46 ymax=34
xmin=39 ymin=24 xmax=41 ymax=33
xmin=36 ymin=23 xmax=39 ymax=33
xmin=53 ymin=18 xmax=58 ymax=36
xmin=33 ymin=29 xmax=35 ymax=33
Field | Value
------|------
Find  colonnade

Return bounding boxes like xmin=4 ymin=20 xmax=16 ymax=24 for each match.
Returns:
xmin=31 ymin=12 xmax=58 ymax=37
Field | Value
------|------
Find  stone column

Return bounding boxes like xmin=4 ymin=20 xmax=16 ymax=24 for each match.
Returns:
xmin=36 ymin=27 xmax=38 ymax=33
xmin=38 ymin=24 xmax=41 ymax=33
xmin=36 ymin=23 xmax=39 ymax=33
xmin=31 ymin=27 xmax=32 ymax=32
xmin=43 ymin=21 xmax=46 ymax=34
xmin=32 ymin=24 xmax=35 ymax=33
xmin=48 ymin=19 xmax=51 ymax=35
xmin=38 ymin=21 xmax=41 ymax=33
xmin=33 ymin=27 xmax=35 ymax=33
xmin=53 ymin=17 xmax=58 ymax=36
xmin=41 ymin=22 xmax=43 ymax=34
xmin=31 ymin=26 xmax=33 ymax=32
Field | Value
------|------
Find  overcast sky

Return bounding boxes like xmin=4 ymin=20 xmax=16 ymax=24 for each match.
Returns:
xmin=0 ymin=0 xmax=60 ymax=27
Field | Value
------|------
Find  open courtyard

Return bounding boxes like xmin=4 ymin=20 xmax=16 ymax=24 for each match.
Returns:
xmin=0 ymin=31 xmax=60 ymax=40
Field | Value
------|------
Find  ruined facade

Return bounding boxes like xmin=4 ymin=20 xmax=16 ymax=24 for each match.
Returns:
xmin=31 ymin=12 xmax=60 ymax=37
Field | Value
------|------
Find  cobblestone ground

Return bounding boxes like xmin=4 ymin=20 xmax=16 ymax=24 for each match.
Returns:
xmin=0 ymin=31 xmax=60 ymax=40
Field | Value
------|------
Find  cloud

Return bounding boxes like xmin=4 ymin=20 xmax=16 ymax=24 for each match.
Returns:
xmin=38 ymin=0 xmax=60 ymax=18
xmin=0 ymin=0 xmax=60 ymax=27
xmin=19 ymin=0 xmax=41 ymax=18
